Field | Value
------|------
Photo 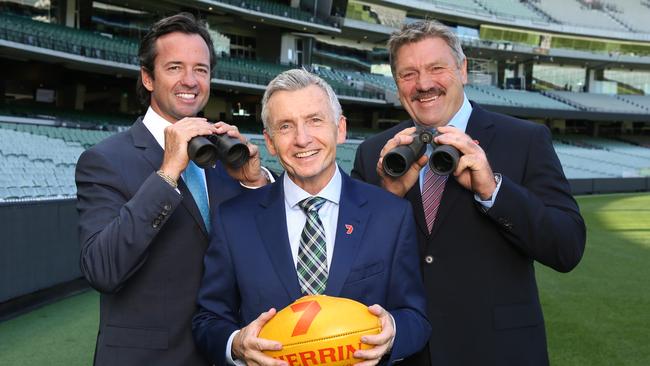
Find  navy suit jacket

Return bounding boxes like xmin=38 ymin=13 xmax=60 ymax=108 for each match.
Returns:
xmin=75 ymin=117 xmax=244 ymax=366
xmin=352 ymin=103 xmax=586 ymax=366
xmin=192 ymin=170 xmax=431 ymax=365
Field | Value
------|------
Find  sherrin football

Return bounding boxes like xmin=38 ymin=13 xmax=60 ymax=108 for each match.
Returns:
xmin=259 ymin=295 xmax=382 ymax=366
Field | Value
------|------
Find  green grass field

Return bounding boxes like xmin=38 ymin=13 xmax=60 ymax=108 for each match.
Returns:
xmin=0 ymin=193 xmax=648 ymax=365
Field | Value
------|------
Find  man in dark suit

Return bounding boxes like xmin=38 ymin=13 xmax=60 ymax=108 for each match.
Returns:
xmin=352 ymin=20 xmax=586 ymax=366
xmin=75 ymin=13 xmax=271 ymax=365
xmin=192 ymin=69 xmax=430 ymax=366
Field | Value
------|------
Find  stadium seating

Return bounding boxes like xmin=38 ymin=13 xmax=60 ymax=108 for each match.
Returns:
xmin=544 ymin=91 xmax=650 ymax=113
xmin=0 ymin=125 xmax=88 ymax=201
xmin=475 ymin=0 xmax=549 ymax=22
xmin=215 ymin=0 xmax=338 ymax=27
xmin=0 ymin=13 xmax=139 ymax=65
xmin=532 ymin=0 xmax=628 ymax=32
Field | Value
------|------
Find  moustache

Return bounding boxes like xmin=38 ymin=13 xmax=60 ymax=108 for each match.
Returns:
xmin=411 ymin=87 xmax=444 ymax=101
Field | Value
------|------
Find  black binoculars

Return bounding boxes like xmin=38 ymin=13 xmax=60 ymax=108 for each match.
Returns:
xmin=188 ymin=134 xmax=250 ymax=169
xmin=382 ymin=129 xmax=461 ymax=177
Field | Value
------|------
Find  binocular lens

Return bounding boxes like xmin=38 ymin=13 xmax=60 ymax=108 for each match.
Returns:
xmin=188 ymin=134 xmax=250 ymax=169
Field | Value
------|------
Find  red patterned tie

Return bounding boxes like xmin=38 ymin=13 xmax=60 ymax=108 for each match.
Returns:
xmin=422 ymin=169 xmax=447 ymax=233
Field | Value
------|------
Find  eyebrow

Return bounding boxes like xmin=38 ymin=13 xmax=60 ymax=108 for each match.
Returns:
xmin=163 ymin=61 xmax=210 ymax=68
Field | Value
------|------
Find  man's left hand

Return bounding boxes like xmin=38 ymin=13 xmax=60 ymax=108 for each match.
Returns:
xmin=353 ymin=304 xmax=395 ymax=366
xmin=434 ymin=125 xmax=496 ymax=200
xmin=214 ymin=122 xmax=268 ymax=188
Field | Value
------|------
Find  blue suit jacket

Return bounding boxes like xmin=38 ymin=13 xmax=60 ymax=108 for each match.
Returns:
xmin=192 ymin=170 xmax=431 ymax=365
xmin=76 ymin=117 xmax=243 ymax=365
xmin=352 ymin=103 xmax=586 ymax=366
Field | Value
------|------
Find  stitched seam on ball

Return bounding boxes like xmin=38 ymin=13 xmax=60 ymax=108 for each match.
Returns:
xmin=282 ymin=327 xmax=382 ymax=348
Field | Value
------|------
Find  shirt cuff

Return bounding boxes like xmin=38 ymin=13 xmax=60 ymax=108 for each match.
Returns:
xmin=239 ymin=166 xmax=275 ymax=189
xmin=474 ymin=173 xmax=502 ymax=210
xmin=226 ymin=330 xmax=246 ymax=365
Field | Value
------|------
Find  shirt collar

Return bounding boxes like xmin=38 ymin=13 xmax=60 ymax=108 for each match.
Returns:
xmin=142 ymin=107 xmax=172 ymax=149
xmin=448 ymin=93 xmax=473 ymax=133
xmin=284 ymin=166 xmax=342 ymax=209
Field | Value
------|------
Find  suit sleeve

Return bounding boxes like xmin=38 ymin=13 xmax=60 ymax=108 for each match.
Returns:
xmin=386 ymin=203 xmax=431 ymax=362
xmin=75 ymin=148 xmax=182 ymax=293
xmin=486 ymin=125 xmax=586 ymax=272
xmin=192 ymin=204 xmax=241 ymax=366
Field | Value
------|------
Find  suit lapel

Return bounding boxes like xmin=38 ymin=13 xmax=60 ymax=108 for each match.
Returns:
xmin=429 ymin=103 xmax=496 ymax=239
xmin=256 ymin=179 xmax=302 ymax=299
xmin=325 ymin=172 xmax=369 ymax=296
xmin=131 ymin=118 xmax=208 ymax=238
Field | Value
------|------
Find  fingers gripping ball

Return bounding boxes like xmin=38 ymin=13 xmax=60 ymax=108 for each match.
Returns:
xmin=259 ymin=295 xmax=381 ymax=366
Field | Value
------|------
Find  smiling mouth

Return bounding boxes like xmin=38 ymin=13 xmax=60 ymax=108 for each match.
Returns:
xmin=412 ymin=87 xmax=444 ymax=103
xmin=295 ymin=150 xmax=318 ymax=158
xmin=175 ymin=92 xmax=197 ymax=100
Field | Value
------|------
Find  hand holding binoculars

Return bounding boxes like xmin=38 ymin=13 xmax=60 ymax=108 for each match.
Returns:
xmin=382 ymin=129 xmax=461 ymax=177
xmin=188 ymin=133 xmax=250 ymax=169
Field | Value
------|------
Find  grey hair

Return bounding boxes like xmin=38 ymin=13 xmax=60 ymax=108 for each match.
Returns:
xmin=261 ymin=68 xmax=342 ymax=133
xmin=388 ymin=20 xmax=466 ymax=76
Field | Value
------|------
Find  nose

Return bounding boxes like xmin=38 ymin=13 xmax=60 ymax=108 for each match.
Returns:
xmin=294 ymin=123 xmax=312 ymax=147
xmin=180 ymin=69 xmax=198 ymax=87
xmin=415 ymin=70 xmax=433 ymax=91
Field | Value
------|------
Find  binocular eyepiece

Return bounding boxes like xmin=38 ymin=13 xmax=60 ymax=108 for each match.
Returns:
xmin=188 ymin=134 xmax=250 ymax=169
xmin=382 ymin=130 xmax=461 ymax=177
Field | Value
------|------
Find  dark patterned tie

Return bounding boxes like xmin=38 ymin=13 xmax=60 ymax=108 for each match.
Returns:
xmin=422 ymin=168 xmax=447 ymax=233
xmin=297 ymin=196 xmax=328 ymax=295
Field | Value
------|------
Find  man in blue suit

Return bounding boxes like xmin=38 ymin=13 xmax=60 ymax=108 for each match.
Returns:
xmin=75 ymin=13 xmax=271 ymax=365
xmin=352 ymin=21 xmax=586 ymax=366
xmin=192 ymin=69 xmax=430 ymax=366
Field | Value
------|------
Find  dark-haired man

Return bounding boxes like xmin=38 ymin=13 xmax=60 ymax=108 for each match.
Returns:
xmin=75 ymin=13 xmax=271 ymax=365
xmin=352 ymin=20 xmax=586 ymax=365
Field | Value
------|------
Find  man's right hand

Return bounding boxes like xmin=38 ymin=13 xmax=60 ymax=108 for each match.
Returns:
xmin=232 ymin=308 xmax=287 ymax=366
xmin=159 ymin=117 xmax=219 ymax=181
xmin=376 ymin=127 xmax=428 ymax=197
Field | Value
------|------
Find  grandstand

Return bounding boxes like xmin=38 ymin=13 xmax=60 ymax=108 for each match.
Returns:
xmin=2 ymin=0 xmax=650 ymax=324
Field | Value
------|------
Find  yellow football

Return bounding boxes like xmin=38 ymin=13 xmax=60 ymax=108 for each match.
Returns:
xmin=259 ymin=295 xmax=381 ymax=366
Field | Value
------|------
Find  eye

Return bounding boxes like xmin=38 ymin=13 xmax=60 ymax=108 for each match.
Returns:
xmin=195 ymin=67 xmax=209 ymax=75
xmin=399 ymin=71 xmax=416 ymax=81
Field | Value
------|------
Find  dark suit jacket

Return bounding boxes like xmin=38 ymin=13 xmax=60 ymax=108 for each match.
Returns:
xmin=75 ymin=117 xmax=244 ymax=366
xmin=351 ymin=102 xmax=586 ymax=366
xmin=192 ymin=170 xmax=431 ymax=365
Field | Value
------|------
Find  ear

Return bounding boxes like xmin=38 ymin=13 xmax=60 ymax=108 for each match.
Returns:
xmin=336 ymin=115 xmax=347 ymax=144
xmin=263 ymin=129 xmax=277 ymax=156
xmin=460 ymin=58 xmax=468 ymax=85
xmin=141 ymin=68 xmax=154 ymax=92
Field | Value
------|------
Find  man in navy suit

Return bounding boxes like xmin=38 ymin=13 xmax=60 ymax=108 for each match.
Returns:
xmin=75 ymin=13 xmax=271 ymax=365
xmin=192 ymin=69 xmax=430 ymax=366
xmin=352 ymin=20 xmax=586 ymax=366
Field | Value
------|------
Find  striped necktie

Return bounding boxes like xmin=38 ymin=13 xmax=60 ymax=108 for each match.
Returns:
xmin=422 ymin=168 xmax=447 ymax=233
xmin=297 ymin=196 xmax=328 ymax=295
xmin=183 ymin=161 xmax=210 ymax=233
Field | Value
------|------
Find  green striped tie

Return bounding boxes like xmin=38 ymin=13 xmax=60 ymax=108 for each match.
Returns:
xmin=297 ymin=196 xmax=328 ymax=295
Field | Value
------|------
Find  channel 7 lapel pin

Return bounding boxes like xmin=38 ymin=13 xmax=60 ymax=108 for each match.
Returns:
xmin=345 ymin=224 xmax=353 ymax=235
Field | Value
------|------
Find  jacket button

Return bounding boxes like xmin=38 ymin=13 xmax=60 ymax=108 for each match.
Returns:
xmin=424 ymin=255 xmax=434 ymax=264
xmin=152 ymin=218 xmax=161 ymax=228
xmin=164 ymin=203 xmax=172 ymax=211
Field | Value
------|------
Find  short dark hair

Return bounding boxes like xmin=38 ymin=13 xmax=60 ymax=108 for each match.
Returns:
xmin=136 ymin=12 xmax=217 ymax=106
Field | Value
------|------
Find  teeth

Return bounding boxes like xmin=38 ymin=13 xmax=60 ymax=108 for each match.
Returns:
xmin=296 ymin=150 xmax=318 ymax=158
xmin=419 ymin=95 xmax=439 ymax=103
xmin=176 ymin=93 xmax=196 ymax=100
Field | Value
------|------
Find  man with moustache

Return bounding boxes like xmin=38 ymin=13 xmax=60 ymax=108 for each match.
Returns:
xmin=352 ymin=20 xmax=586 ymax=366
xmin=192 ymin=69 xmax=430 ymax=366
xmin=75 ymin=13 xmax=271 ymax=365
